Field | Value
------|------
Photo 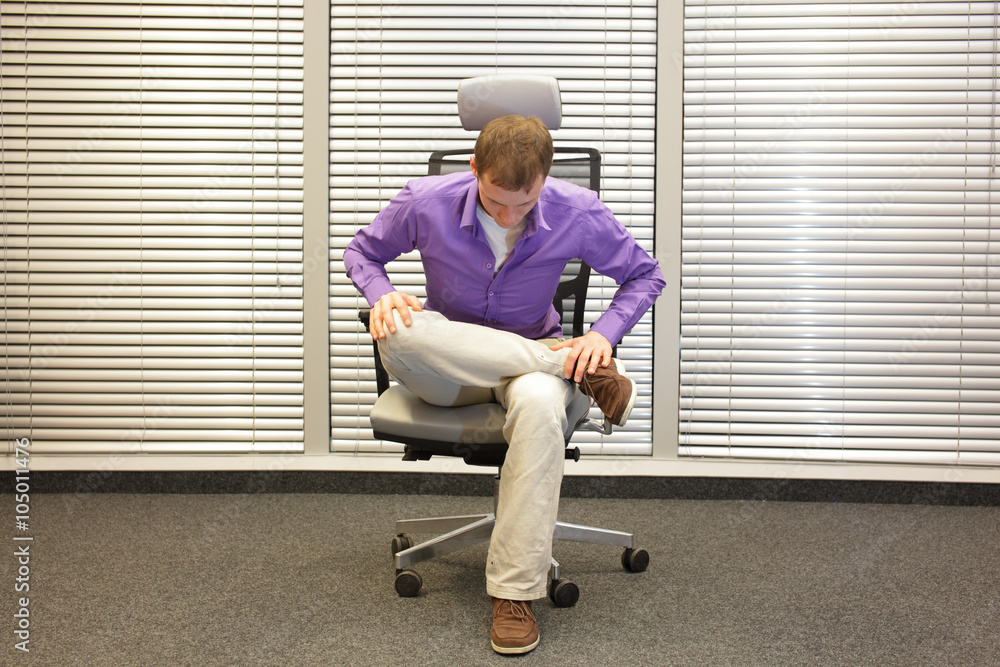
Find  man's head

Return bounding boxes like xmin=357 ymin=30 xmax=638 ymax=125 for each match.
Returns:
xmin=470 ymin=115 xmax=553 ymax=228
xmin=472 ymin=115 xmax=553 ymax=191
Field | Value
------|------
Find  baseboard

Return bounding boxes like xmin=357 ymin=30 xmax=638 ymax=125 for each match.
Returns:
xmin=5 ymin=470 xmax=999 ymax=505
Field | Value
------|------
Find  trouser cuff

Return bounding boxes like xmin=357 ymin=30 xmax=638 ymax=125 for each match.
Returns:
xmin=486 ymin=583 xmax=547 ymax=602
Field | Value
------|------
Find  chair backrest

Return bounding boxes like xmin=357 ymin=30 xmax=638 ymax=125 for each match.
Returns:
xmin=427 ymin=146 xmax=600 ymax=341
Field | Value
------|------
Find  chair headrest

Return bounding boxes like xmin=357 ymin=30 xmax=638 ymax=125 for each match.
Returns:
xmin=457 ymin=75 xmax=562 ymax=131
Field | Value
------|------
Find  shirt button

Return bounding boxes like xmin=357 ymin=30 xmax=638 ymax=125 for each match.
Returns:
xmin=486 ymin=262 xmax=492 ymax=269
xmin=488 ymin=291 xmax=494 ymax=296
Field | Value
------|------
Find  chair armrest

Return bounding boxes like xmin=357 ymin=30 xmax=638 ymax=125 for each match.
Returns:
xmin=358 ymin=310 xmax=391 ymax=395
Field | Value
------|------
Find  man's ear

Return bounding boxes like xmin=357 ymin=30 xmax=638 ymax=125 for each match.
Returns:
xmin=469 ymin=155 xmax=478 ymax=178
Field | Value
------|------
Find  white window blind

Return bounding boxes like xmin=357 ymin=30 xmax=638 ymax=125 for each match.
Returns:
xmin=330 ymin=1 xmax=657 ymax=455
xmin=682 ymin=1 xmax=1000 ymax=465
xmin=1 ymin=0 xmax=305 ymax=454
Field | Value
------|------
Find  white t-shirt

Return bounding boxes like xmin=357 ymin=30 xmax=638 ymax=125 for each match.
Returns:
xmin=476 ymin=205 xmax=525 ymax=273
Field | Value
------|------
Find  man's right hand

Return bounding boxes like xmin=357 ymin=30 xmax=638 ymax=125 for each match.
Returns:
xmin=369 ymin=291 xmax=423 ymax=340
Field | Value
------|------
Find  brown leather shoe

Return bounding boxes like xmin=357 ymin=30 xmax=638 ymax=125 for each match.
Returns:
xmin=490 ymin=597 xmax=539 ymax=655
xmin=577 ymin=358 xmax=637 ymax=427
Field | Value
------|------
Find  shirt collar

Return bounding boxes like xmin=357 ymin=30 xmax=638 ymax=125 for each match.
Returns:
xmin=460 ymin=174 xmax=552 ymax=237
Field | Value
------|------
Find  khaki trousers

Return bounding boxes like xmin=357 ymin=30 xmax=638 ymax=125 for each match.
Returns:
xmin=377 ymin=310 xmax=583 ymax=600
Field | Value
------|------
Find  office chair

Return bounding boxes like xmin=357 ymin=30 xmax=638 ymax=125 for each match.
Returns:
xmin=358 ymin=75 xmax=649 ymax=607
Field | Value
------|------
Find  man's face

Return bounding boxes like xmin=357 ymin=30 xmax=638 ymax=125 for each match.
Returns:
xmin=471 ymin=157 xmax=544 ymax=229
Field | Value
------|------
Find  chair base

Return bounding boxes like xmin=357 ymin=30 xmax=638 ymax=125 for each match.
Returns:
xmin=393 ymin=513 xmax=635 ymax=571
xmin=391 ymin=509 xmax=645 ymax=605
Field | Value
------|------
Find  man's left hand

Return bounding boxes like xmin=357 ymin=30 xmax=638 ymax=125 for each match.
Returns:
xmin=549 ymin=331 xmax=613 ymax=383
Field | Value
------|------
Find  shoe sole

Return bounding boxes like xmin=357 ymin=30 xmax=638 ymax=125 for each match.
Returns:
xmin=491 ymin=637 xmax=540 ymax=655
xmin=613 ymin=358 xmax=637 ymax=428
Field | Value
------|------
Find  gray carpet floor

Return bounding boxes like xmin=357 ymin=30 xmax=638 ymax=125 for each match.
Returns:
xmin=2 ymin=491 xmax=998 ymax=666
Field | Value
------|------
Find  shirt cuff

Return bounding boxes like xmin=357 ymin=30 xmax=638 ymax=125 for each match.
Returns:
xmin=360 ymin=276 xmax=397 ymax=308
xmin=588 ymin=317 xmax=625 ymax=349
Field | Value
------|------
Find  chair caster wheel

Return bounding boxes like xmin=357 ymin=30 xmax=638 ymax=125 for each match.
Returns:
xmin=395 ymin=569 xmax=422 ymax=597
xmin=549 ymin=579 xmax=579 ymax=608
xmin=391 ymin=534 xmax=414 ymax=556
xmin=622 ymin=547 xmax=649 ymax=573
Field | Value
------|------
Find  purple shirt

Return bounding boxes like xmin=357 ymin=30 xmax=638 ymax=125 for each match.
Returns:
xmin=344 ymin=171 xmax=665 ymax=346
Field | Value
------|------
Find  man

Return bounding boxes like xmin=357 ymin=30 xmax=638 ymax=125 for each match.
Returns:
xmin=345 ymin=115 xmax=665 ymax=654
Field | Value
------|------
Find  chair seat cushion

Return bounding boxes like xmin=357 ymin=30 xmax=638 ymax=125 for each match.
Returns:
xmin=370 ymin=385 xmax=509 ymax=445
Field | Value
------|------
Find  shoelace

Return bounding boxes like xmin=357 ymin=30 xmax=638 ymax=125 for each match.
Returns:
xmin=497 ymin=600 xmax=535 ymax=623
xmin=578 ymin=366 xmax=612 ymax=408
xmin=578 ymin=376 xmax=599 ymax=411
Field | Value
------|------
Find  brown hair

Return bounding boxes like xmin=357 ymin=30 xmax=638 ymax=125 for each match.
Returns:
xmin=473 ymin=115 xmax=554 ymax=191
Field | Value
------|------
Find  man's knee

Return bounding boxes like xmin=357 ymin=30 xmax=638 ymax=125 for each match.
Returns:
xmin=377 ymin=309 xmax=435 ymax=357
xmin=386 ymin=308 xmax=430 ymax=338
